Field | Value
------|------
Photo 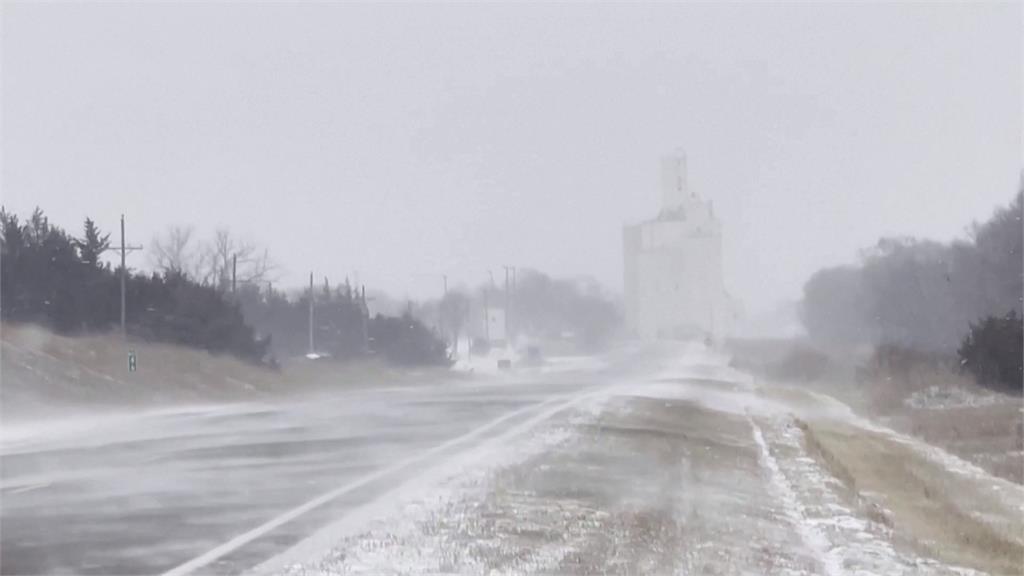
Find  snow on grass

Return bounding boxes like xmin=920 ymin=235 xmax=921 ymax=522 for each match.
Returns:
xmin=903 ymin=385 xmax=1006 ymax=410
xmin=783 ymin=385 xmax=1024 ymax=522
xmin=894 ymin=435 xmax=1024 ymax=524
xmin=753 ymin=414 xmax=989 ymax=576
xmin=802 ymin=389 xmax=1024 ymax=520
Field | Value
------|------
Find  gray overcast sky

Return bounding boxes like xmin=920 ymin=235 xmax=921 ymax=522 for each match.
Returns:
xmin=2 ymin=2 xmax=1020 ymax=315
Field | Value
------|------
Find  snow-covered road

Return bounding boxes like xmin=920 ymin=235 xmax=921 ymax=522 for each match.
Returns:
xmin=259 ymin=347 xmax=1023 ymax=576
xmin=1 ymin=354 xmax=623 ymax=575
xmin=2 ymin=345 xmax=1020 ymax=575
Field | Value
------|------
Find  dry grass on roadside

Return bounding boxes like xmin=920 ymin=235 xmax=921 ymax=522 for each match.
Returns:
xmin=0 ymin=321 xmax=421 ymax=422
xmin=726 ymin=337 xmax=1024 ymax=485
xmin=799 ymin=418 xmax=1024 ymax=576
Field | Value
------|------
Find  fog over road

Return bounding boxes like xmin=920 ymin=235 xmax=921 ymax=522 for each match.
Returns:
xmin=2 ymin=346 xmax=1021 ymax=575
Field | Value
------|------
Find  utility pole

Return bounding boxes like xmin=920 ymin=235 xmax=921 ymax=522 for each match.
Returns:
xmin=115 ymin=214 xmax=143 ymax=340
xmin=360 ymin=285 xmax=369 ymax=354
xmin=308 ymin=271 xmax=315 ymax=355
xmin=484 ymin=270 xmax=493 ymax=343
xmin=121 ymin=216 xmax=126 ymax=338
xmin=438 ymin=274 xmax=449 ymax=349
xmin=231 ymin=254 xmax=237 ymax=294
xmin=503 ymin=266 xmax=511 ymax=344
xmin=501 ymin=265 xmax=517 ymax=343
xmin=511 ymin=267 xmax=517 ymax=341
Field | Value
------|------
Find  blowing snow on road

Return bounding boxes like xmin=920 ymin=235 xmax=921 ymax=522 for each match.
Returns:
xmin=4 ymin=3 xmax=1022 ymax=574
xmin=3 ymin=345 xmax=1020 ymax=575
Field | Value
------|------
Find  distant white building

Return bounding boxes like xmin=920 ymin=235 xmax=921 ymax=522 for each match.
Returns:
xmin=623 ymin=154 xmax=731 ymax=340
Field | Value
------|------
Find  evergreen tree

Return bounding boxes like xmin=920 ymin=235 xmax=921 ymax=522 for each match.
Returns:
xmin=1 ymin=208 xmax=269 ymax=363
xmin=76 ymin=218 xmax=110 ymax=268
xmin=958 ymin=310 xmax=1023 ymax=392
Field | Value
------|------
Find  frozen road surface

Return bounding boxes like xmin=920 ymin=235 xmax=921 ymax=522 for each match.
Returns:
xmin=2 ymin=345 xmax=1021 ymax=575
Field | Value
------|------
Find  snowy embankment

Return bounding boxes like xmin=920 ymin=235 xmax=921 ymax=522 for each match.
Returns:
xmin=0 ymin=322 xmax=430 ymax=429
xmin=903 ymin=385 xmax=1006 ymax=410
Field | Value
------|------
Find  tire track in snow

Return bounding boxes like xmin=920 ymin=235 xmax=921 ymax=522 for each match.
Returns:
xmin=748 ymin=413 xmax=844 ymax=576
xmin=164 ymin=386 xmax=611 ymax=576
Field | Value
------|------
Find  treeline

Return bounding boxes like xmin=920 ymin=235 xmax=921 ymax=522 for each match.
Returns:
xmin=236 ymin=281 xmax=449 ymax=366
xmin=504 ymin=269 xmax=620 ymax=348
xmin=1 ymin=209 xmax=269 ymax=361
xmin=801 ymin=190 xmax=1022 ymax=390
xmin=422 ymin=268 xmax=620 ymax=352
xmin=0 ymin=208 xmax=451 ymax=367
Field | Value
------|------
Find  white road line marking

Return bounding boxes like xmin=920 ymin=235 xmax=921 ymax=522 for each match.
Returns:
xmin=5 ymin=481 xmax=51 ymax=494
xmin=163 ymin=389 xmax=603 ymax=576
xmin=249 ymin=386 xmax=612 ymax=575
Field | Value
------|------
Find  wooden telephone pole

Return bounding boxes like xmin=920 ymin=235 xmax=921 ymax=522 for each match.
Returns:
xmin=114 ymin=214 xmax=143 ymax=339
xmin=308 ymin=271 xmax=315 ymax=355
xmin=503 ymin=265 xmax=516 ymax=343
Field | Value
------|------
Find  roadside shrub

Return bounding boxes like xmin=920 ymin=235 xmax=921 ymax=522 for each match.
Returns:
xmin=369 ymin=312 xmax=451 ymax=367
xmin=864 ymin=344 xmax=948 ymax=382
xmin=957 ymin=310 xmax=1023 ymax=393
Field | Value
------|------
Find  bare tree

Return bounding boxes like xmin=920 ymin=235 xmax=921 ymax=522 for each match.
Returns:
xmin=204 ymin=228 xmax=276 ymax=291
xmin=150 ymin=225 xmax=206 ymax=279
xmin=152 ymin=225 xmax=275 ymax=289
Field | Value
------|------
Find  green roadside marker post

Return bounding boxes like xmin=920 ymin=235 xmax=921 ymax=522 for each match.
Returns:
xmin=128 ymin=350 xmax=137 ymax=373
